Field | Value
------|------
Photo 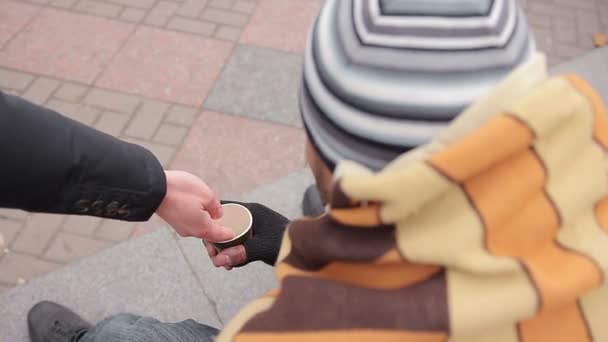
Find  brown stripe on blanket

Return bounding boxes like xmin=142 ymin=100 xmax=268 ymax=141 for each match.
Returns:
xmin=241 ymin=271 xmax=449 ymax=333
xmin=284 ymin=216 xmax=396 ymax=271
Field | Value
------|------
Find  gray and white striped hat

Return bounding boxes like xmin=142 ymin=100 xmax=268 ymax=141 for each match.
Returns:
xmin=301 ymin=0 xmax=536 ymax=170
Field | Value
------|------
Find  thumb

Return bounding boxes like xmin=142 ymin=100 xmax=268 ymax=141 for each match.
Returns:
xmin=202 ymin=219 xmax=235 ymax=242
xmin=205 ymin=198 xmax=223 ymax=220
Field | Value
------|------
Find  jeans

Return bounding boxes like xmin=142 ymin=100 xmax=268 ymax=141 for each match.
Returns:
xmin=79 ymin=313 xmax=220 ymax=342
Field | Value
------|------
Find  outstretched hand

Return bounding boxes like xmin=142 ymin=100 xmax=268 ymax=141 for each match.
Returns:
xmin=156 ymin=170 xmax=235 ymax=242
xmin=204 ymin=201 xmax=290 ymax=270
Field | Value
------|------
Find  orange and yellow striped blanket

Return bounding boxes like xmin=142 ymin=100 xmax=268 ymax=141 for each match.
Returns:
xmin=218 ymin=54 xmax=608 ymax=342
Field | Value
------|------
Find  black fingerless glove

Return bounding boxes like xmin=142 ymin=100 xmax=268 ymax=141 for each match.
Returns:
xmin=221 ymin=200 xmax=290 ymax=266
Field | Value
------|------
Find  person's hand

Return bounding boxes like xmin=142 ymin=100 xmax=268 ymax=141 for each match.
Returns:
xmin=156 ymin=170 xmax=234 ymax=241
xmin=203 ymin=201 xmax=289 ymax=270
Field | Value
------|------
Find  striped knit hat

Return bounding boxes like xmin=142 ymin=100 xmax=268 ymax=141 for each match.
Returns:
xmin=301 ymin=0 xmax=536 ymax=171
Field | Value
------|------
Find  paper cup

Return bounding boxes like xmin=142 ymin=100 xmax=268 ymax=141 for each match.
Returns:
xmin=213 ymin=203 xmax=253 ymax=250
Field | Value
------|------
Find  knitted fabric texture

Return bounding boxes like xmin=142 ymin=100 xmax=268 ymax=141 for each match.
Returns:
xmin=302 ymin=0 xmax=536 ymax=170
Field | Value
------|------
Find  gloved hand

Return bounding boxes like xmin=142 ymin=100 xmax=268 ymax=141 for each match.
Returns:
xmin=203 ymin=201 xmax=290 ymax=270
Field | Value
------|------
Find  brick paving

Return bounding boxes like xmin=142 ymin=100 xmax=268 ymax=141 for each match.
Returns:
xmin=0 ymin=0 xmax=605 ymax=293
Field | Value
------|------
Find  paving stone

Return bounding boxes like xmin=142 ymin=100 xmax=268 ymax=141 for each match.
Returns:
xmin=205 ymin=45 xmax=302 ymax=127
xmin=95 ymin=220 xmax=135 ymax=242
xmin=74 ymin=0 xmax=123 ymax=18
xmin=576 ymin=10 xmax=601 ymax=35
xmin=54 ymin=82 xmax=89 ymax=102
xmin=527 ymin=12 xmax=551 ymax=28
xmin=11 ymin=214 xmax=65 ymax=256
xmin=44 ymin=233 xmax=111 ymax=263
xmin=553 ymin=22 xmax=577 ymax=44
xmin=123 ymin=138 xmax=176 ymax=167
xmin=95 ymin=111 xmax=130 ymax=136
xmin=0 ymin=252 xmax=61 ymax=285
xmin=144 ymin=1 xmax=179 ymax=26
xmin=0 ymin=208 xmax=28 ymax=220
xmin=0 ymin=9 xmax=134 ymax=84
xmin=107 ymin=0 xmax=156 ymax=9
xmin=46 ymin=99 xmax=101 ymax=125
xmin=236 ymin=168 xmax=313 ymax=219
xmin=21 ymin=77 xmax=60 ymax=105
xmin=0 ymin=219 xmax=23 ymax=246
xmin=176 ymin=0 xmax=208 ymax=17
xmin=0 ymin=230 xmax=221 ymax=341
xmin=233 ymin=0 xmax=256 ymax=14
xmin=177 ymin=236 xmax=276 ymax=323
xmin=61 ymin=215 xmax=102 ymax=236
xmin=130 ymin=214 xmax=165 ymax=238
xmin=0 ymin=1 xmax=40 ymax=47
xmin=201 ymin=8 xmax=249 ymax=27
xmin=125 ymin=100 xmax=169 ymax=139
xmin=171 ymin=111 xmax=306 ymax=196
xmin=84 ymin=88 xmax=140 ymax=113
xmin=167 ymin=17 xmax=216 ymax=36
xmin=209 ymin=0 xmax=235 ymax=9
xmin=215 ymin=25 xmax=241 ymax=41
xmin=120 ymin=7 xmax=147 ymax=22
xmin=0 ymin=68 xmax=34 ymax=91
xmin=97 ymin=27 xmax=233 ymax=106
xmin=165 ymin=105 xmax=199 ymax=126
xmin=154 ymin=124 xmax=188 ymax=145
xmin=554 ymin=44 xmax=587 ymax=59
xmin=240 ymin=0 xmax=322 ymax=54
xmin=553 ymin=0 xmax=595 ymax=10
xmin=49 ymin=0 xmax=78 ymax=8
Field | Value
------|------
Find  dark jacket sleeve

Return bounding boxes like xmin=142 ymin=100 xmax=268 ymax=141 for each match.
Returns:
xmin=0 ymin=91 xmax=166 ymax=221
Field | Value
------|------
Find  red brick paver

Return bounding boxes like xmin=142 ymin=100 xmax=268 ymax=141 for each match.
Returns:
xmin=240 ymin=0 xmax=323 ymax=54
xmin=96 ymin=27 xmax=233 ymax=106
xmin=171 ymin=112 xmax=306 ymax=197
xmin=0 ymin=8 xmax=134 ymax=83
xmin=0 ymin=0 xmax=40 ymax=47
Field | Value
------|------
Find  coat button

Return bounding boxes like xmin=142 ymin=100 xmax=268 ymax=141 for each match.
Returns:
xmin=91 ymin=200 xmax=105 ymax=215
xmin=74 ymin=199 xmax=91 ymax=213
xmin=117 ymin=205 xmax=131 ymax=218
xmin=105 ymin=201 xmax=120 ymax=216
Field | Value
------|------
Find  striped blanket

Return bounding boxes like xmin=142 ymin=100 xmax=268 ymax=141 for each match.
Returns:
xmin=218 ymin=55 xmax=608 ymax=341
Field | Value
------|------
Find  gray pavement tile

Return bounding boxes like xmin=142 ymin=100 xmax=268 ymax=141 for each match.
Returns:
xmin=205 ymin=45 xmax=303 ymax=127
xmin=0 ymin=230 xmax=221 ymax=341
xmin=176 ymin=168 xmax=314 ymax=324
xmin=551 ymin=47 xmax=608 ymax=102
xmin=176 ymin=237 xmax=277 ymax=325
xmin=234 ymin=168 xmax=315 ymax=219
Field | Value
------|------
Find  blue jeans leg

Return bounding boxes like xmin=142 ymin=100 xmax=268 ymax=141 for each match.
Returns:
xmin=79 ymin=313 xmax=220 ymax=342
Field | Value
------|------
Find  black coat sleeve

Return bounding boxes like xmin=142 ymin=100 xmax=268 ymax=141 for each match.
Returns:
xmin=0 ymin=91 xmax=166 ymax=221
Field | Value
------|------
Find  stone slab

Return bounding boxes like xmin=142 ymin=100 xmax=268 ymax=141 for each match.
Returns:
xmin=0 ymin=230 xmax=222 ymax=341
xmin=205 ymin=45 xmax=303 ymax=127
xmin=234 ymin=168 xmax=314 ymax=219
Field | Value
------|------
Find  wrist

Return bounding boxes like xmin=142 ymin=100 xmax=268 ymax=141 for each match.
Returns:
xmin=156 ymin=170 xmax=172 ymax=217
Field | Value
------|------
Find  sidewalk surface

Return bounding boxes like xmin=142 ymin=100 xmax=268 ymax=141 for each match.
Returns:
xmin=1 ymin=0 xmax=606 ymax=293
xmin=0 ymin=0 xmax=607 ymax=339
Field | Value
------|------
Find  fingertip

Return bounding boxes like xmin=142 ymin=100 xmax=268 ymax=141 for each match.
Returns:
xmin=203 ymin=241 xmax=218 ymax=256
xmin=214 ymin=201 xmax=223 ymax=219
xmin=206 ymin=199 xmax=223 ymax=220
xmin=217 ymin=226 xmax=236 ymax=241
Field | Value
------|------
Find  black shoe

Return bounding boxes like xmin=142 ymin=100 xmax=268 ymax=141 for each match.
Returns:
xmin=302 ymin=185 xmax=325 ymax=217
xmin=27 ymin=301 xmax=92 ymax=342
